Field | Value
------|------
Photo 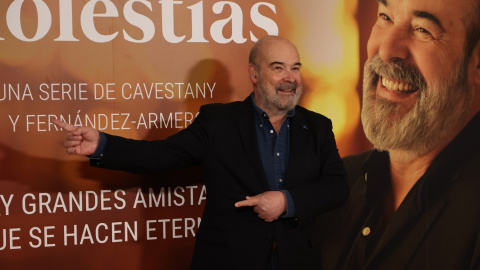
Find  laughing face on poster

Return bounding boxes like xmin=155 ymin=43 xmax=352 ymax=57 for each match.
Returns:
xmin=318 ymin=0 xmax=480 ymax=269
xmin=54 ymin=35 xmax=348 ymax=270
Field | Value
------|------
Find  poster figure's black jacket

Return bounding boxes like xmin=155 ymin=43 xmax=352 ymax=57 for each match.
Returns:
xmin=91 ymin=96 xmax=348 ymax=270
xmin=317 ymin=113 xmax=480 ymax=270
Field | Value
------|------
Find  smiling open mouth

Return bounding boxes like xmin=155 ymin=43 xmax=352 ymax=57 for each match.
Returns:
xmin=278 ymin=88 xmax=295 ymax=92
xmin=381 ymin=76 xmax=418 ymax=94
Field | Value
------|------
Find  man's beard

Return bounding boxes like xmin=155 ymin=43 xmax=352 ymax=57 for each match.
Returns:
xmin=258 ymin=76 xmax=301 ymax=112
xmin=361 ymin=54 xmax=473 ymax=159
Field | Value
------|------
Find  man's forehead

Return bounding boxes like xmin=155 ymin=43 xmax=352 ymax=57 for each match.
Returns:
xmin=262 ymin=54 xmax=301 ymax=67
xmin=260 ymin=42 xmax=300 ymax=65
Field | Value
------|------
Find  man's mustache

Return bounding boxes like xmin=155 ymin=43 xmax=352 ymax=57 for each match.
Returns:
xmin=367 ymin=55 xmax=427 ymax=91
xmin=276 ymin=82 xmax=298 ymax=92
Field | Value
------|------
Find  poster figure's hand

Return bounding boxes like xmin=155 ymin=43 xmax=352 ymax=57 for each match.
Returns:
xmin=52 ymin=119 xmax=100 ymax=156
xmin=235 ymin=191 xmax=287 ymax=222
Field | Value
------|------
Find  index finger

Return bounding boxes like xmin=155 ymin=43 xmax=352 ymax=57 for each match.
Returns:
xmin=52 ymin=119 xmax=76 ymax=132
xmin=235 ymin=196 xmax=258 ymax=208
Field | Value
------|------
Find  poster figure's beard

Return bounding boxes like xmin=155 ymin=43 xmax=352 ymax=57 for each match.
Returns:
xmin=361 ymin=54 xmax=473 ymax=160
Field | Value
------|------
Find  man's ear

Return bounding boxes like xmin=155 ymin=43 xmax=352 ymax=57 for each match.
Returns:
xmin=248 ymin=64 xmax=258 ymax=83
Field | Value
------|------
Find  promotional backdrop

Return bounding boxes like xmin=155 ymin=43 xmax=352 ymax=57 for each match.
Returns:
xmin=1 ymin=0 xmax=376 ymax=269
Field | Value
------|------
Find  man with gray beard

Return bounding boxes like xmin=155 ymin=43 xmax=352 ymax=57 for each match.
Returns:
xmin=317 ymin=0 xmax=480 ymax=269
xmin=53 ymin=35 xmax=348 ymax=270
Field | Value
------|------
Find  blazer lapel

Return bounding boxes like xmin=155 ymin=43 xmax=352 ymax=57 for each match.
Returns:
xmin=284 ymin=108 xmax=309 ymax=188
xmin=235 ymin=96 xmax=270 ymax=191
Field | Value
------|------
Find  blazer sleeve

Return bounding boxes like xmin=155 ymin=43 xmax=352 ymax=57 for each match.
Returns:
xmin=90 ymin=105 xmax=212 ymax=174
xmin=471 ymin=229 xmax=480 ymax=270
xmin=288 ymin=118 xmax=348 ymax=219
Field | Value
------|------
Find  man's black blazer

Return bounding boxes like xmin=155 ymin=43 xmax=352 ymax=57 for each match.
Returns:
xmin=92 ymin=96 xmax=348 ymax=270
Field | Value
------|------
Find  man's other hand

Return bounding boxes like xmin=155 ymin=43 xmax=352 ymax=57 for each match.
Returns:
xmin=235 ymin=191 xmax=287 ymax=222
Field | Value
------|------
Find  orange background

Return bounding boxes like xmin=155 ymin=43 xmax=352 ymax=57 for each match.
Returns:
xmin=0 ymin=0 xmax=376 ymax=269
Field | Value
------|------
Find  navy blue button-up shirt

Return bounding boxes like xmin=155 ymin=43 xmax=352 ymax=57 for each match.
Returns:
xmin=252 ymin=94 xmax=296 ymax=217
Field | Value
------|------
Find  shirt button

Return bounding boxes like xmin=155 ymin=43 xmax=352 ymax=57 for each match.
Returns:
xmin=362 ymin=227 xmax=371 ymax=236
xmin=279 ymin=179 xmax=283 ymax=183
xmin=259 ymin=124 xmax=263 ymax=128
xmin=270 ymin=130 xmax=274 ymax=134
xmin=276 ymin=152 xmax=280 ymax=156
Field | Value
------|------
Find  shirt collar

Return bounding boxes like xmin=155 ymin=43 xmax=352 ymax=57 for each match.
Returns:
xmin=363 ymin=150 xmax=391 ymax=207
xmin=250 ymin=92 xmax=296 ymax=126
xmin=363 ymin=150 xmax=426 ymax=218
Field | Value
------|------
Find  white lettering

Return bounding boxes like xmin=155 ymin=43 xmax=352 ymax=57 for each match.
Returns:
xmin=159 ymin=0 xmax=184 ymax=43
xmin=81 ymin=0 xmax=119 ymax=43
xmin=0 ymin=194 xmax=14 ymax=216
xmin=187 ymin=1 xmax=207 ymax=42
xmin=210 ymin=2 xmax=247 ymax=44
xmin=7 ymin=0 xmax=52 ymax=42
xmin=0 ymin=228 xmax=21 ymax=250
xmin=8 ymin=115 xmax=20 ymax=132
xmin=64 ymin=222 xmax=138 ymax=246
xmin=0 ymin=1 xmax=278 ymax=43
xmin=55 ymin=0 xmax=78 ymax=41
xmin=250 ymin=2 xmax=278 ymax=41
xmin=29 ymin=226 xmax=55 ymax=248
xmin=123 ymin=0 xmax=155 ymax=43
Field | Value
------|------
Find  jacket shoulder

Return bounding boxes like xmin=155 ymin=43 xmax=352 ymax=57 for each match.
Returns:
xmin=342 ymin=150 xmax=374 ymax=186
xmin=295 ymin=105 xmax=330 ymax=122
xmin=199 ymin=101 xmax=244 ymax=115
xmin=293 ymin=106 xmax=334 ymax=135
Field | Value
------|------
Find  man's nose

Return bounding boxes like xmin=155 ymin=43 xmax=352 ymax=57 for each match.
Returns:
xmin=283 ymin=70 xmax=296 ymax=82
xmin=378 ymin=27 xmax=410 ymax=63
